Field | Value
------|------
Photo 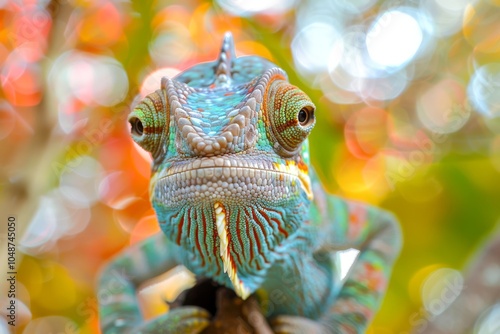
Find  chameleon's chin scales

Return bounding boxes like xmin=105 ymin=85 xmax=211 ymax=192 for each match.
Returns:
xmin=214 ymin=202 xmax=251 ymax=299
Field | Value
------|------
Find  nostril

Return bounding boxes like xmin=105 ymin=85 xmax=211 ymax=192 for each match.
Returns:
xmin=129 ymin=117 xmax=144 ymax=136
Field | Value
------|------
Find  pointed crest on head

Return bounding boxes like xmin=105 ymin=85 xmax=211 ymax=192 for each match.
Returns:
xmin=214 ymin=32 xmax=236 ymax=86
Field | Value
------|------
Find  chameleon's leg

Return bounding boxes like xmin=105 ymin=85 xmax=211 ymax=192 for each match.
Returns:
xmin=272 ymin=195 xmax=402 ymax=334
xmin=319 ymin=196 xmax=402 ymax=333
xmin=98 ymin=232 xmax=210 ymax=334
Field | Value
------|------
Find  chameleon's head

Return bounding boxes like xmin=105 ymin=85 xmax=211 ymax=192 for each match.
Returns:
xmin=128 ymin=33 xmax=316 ymax=298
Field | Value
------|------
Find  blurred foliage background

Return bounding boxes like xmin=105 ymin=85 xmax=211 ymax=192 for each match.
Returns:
xmin=1 ymin=0 xmax=500 ymax=333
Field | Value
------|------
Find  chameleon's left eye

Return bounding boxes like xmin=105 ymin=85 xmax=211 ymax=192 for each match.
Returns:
xmin=128 ymin=90 xmax=169 ymax=160
xmin=264 ymin=80 xmax=316 ymax=156
xmin=130 ymin=117 xmax=144 ymax=136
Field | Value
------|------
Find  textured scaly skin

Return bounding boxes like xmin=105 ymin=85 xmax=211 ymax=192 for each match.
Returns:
xmin=98 ymin=33 xmax=402 ymax=334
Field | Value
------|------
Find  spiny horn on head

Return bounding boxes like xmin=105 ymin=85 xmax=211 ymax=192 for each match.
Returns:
xmin=214 ymin=32 xmax=236 ymax=85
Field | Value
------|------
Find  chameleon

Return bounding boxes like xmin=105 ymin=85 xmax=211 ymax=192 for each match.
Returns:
xmin=98 ymin=33 xmax=402 ymax=334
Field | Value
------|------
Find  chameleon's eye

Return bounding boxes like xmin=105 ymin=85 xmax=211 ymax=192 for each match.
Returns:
xmin=129 ymin=117 xmax=144 ymax=136
xmin=128 ymin=90 xmax=169 ymax=159
xmin=298 ymin=106 xmax=314 ymax=127
xmin=265 ymin=80 xmax=316 ymax=156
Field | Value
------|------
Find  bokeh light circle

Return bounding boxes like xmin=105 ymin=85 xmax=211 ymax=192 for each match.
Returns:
xmin=21 ymin=189 xmax=92 ymax=253
xmin=468 ymin=63 xmax=500 ymax=118
xmin=292 ymin=22 xmax=344 ymax=75
xmin=50 ymin=51 xmax=129 ymax=107
xmin=366 ymin=10 xmax=423 ymax=68
xmin=421 ymin=268 xmax=464 ymax=316
xmin=217 ymin=0 xmax=297 ymax=16
xmin=421 ymin=0 xmax=473 ymax=37
xmin=59 ymin=156 xmax=102 ymax=208
xmin=364 ymin=70 xmax=409 ymax=101
xmin=149 ymin=26 xmax=193 ymax=67
xmin=474 ymin=303 xmax=500 ymax=334
xmin=339 ymin=26 xmax=371 ymax=78
xmin=417 ymin=79 xmax=470 ymax=133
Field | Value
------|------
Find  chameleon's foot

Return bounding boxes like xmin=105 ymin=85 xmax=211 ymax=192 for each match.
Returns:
xmin=271 ymin=315 xmax=331 ymax=334
xmin=135 ymin=306 xmax=211 ymax=334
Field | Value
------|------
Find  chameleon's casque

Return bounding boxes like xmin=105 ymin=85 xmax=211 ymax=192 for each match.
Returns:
xmin=99 ymin=32 xmax=401 ymax=334
xmin=129 ymin=33 xmax=316 ymax=298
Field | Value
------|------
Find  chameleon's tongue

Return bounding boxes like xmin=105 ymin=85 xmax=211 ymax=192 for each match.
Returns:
xmin=214 ymin=201 xmax=251 ymax=299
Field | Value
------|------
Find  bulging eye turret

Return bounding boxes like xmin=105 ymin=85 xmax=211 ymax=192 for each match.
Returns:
xmin=264 ymin=79 xmax=316 ymax=156
xmin=128 ymin=90 xmax=169 ymax=159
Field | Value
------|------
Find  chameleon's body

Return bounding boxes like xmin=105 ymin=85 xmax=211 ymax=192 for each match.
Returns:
xmin=98 ymin=34 xmax=402 ymax=333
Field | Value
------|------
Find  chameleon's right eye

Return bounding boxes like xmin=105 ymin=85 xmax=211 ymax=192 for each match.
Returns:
xmin=129 ymin=116 xmax=144 ymax=136
xmin=128 ymin=90 xmax=169 ymax=159
xmin=297 ymin=106 xmax=314 ymax=127
xmin=264 ymin=79 xmax=316 ymax=157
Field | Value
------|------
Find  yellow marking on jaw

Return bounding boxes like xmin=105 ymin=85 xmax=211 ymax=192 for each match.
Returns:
xmin=298 ymin=169 xmax=313 ymax=200
xmin=214 ymin=202 xmax=251 ymax=299
xmin=273 ymin=161 xmax=313 ymax=200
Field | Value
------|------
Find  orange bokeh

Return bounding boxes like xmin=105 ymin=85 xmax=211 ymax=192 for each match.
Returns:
xmin=344 ymin=107 xmax=389 ymax=159
xmin=76 ymin=2 xmax=124 ymax=47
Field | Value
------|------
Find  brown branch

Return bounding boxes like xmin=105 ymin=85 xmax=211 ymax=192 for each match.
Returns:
xmin=202 ymin=288 xmax=273 ymax=334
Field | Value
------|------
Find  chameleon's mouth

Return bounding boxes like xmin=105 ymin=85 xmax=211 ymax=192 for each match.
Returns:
xmin=151 ymin=156 xmax=312 ymax=204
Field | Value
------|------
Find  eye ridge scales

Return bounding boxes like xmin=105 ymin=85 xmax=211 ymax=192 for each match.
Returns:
xmin=99 ymin=32 xmax=402 ymax=334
